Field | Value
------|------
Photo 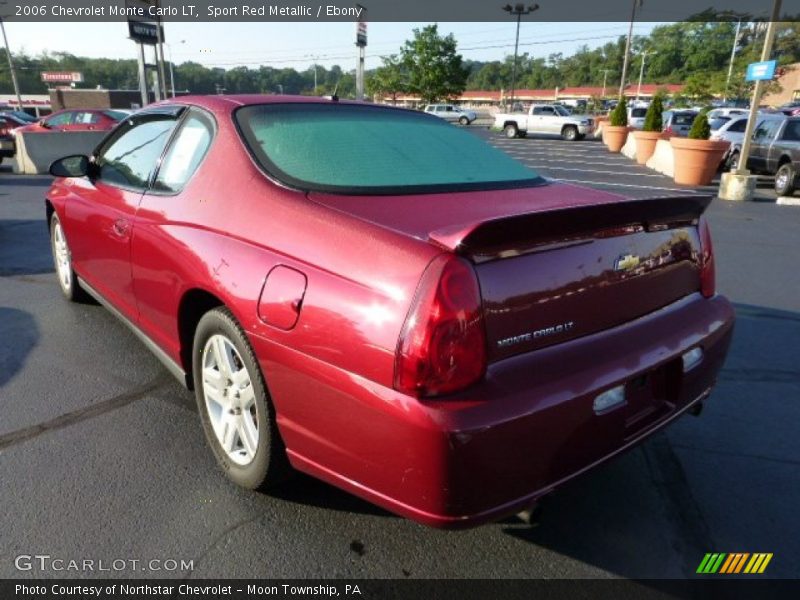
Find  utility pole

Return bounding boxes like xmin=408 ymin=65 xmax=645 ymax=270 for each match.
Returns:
xmin=502 ymin=3 xmax=539 ymax=110
xmin=355 ymin=5 xmax=367 ymax=100
xmin=619 ymin=0 xmax=643 ymax=99
xmin=0 ymin=16 xmax=23 ymax=111
xmin=601 ymin=68 xmax=612 ymax=98
xmin=723 ymin=19 xmax=743 ymax=103
xmin=735 ymin=0 xmax=781 ymax=178
xmin=636 ymin=50 xmax=655 ymax=102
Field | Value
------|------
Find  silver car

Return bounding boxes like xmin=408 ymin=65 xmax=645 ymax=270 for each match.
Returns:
xmin=662 ymin=110 xmax=698 ymax=137
xmin=710 ymin=116 xmax=749 ymax=170
xmin=423 ymin=104 xmax=477 ymax=125
xmin=628 ymin=106 xmax=649 ymax=130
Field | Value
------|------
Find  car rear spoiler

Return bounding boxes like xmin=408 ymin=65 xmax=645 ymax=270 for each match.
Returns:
xmin=428 ymin=195 xmax=713 ymax=260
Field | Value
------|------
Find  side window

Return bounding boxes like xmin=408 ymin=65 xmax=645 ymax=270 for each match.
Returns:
xmin=540 ymin=106 xmax=554 ymax=115
xmin=45 ymin=112 xmax=74 ymax=127
xmin=729 ymin=119 xmax=747 ymax=133
xmin=755 ymin=120 xmax=780 ymax=142
xmin=96 ymin=118 xmax=176 ymax=190
xmin=153 ymin=112 xmax=214 ymax=193
xmin=781 ymin=121 xmax=800 ymax=141
xmin=532 ymin=106 xmax=543 ymax=115
xmin=75 ymin=112 xmax=100 ymax=124
xmin=445 ymin=106 xmax=453 ymax=112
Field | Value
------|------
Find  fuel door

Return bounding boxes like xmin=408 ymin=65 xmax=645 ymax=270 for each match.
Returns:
xmin=257 ymin=265 xmax=307 ymax=330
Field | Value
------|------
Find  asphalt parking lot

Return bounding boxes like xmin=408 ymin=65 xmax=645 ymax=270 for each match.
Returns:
xmin=1 ymin=134 xmax=799 ymax=580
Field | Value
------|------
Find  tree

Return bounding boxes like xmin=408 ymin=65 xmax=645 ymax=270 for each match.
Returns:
xmin=399 ymin=25 xmax=468 ymax=103
xmin=610 ymin=97 xmax=628 ymax=126
xmin=682 ymin=73 xmax=714 ymax=104
xmin=643 ymin=92 xmax=664 ymax=131
xmin=366 ymin=55 xmax=406 ymax=104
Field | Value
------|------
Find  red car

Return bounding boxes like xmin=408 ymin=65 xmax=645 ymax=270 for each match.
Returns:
xmin=0 ymin=112 xmax=30 ymax=162
xmin=46 ymin=96 xmax=734 ymax=528
xmin=15 ymin=108 xmax=127 ymax=134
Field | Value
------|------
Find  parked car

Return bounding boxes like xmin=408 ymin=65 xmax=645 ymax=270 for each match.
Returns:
xmin=13 ymin=108 xmax=127 ymax=134
xmin=662 ymin=110 xmax=698 ymax=137
xmin=493 ymin=103 xmax=594 ymax=140
xmin=423 ymin=103 xmax=477 ymax=125
xmin=710 ymin=116 xmax=749 ymax=170
xmin=0 ymin=112 xmax=29 ymax=162
xmin=628 ymin=105 xmax=649 ymax=130
xmin=45 ymin=96 xmax=734 ymax=527
xmin=777 ymin=101 xmax=800 ymax=116
xmin=0 ymin=109 xmax=38 ymax=123
xmin=707 ymin=107 xmax=748 ymax=121
xmin=746 ymin=115 xmax=799 ymax=196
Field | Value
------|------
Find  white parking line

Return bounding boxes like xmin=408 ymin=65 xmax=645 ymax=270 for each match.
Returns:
xmin=506 ymin=156 xmax=639 ymax=167
xmin=552 ymin=178 xmax=700 ymax=193
xmin=528 ymin=166 xmax=666 ymax=177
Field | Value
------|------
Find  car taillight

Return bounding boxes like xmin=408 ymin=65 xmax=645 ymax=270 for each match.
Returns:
xmin=664 ymin=126 xmax=673 ymax=135
xmin=0 ymin=127 xmax=8 ymax=136
xmin=394 ymin=254 xmax=487 ymax=397
xmin=698 ymin=217 xmax=715 ymax=298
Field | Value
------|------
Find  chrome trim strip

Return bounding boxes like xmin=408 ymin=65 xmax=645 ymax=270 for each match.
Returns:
xmin=78 ymin=277 xmax=190 ymax=389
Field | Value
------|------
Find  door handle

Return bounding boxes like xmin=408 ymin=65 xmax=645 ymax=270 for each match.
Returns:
xmin=112 ymin=219 xmax=130 ymax=238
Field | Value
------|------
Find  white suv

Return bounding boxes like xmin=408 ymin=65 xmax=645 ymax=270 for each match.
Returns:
xmin=424 ymin=104 xmax=477 ymax=125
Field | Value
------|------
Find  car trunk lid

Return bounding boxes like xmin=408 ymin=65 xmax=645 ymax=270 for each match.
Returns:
xmin=308 ymin=184 xmax=710 ymax=363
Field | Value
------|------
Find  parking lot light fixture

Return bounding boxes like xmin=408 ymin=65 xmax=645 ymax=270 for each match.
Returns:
xmin=636 ymin=50 xmax=656 ymax=102
xmin=167 ymin=39 xmax=186 ymax=98
xmin=502 ymin=3 xmax=540 ymax=111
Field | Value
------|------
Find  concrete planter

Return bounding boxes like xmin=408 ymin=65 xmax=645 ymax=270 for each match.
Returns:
xmin=603 ymin=125 xmax=630 ymax=153
xmin=670 ymin=137 xmax=730 ymax=186
xmin=632 ymin=130 xmax=664 ymax=165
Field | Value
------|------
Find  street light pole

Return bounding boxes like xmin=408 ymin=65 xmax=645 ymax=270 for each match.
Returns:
xmin=619 ymin=0 xmax=643 ymax=99
xmin=502 ymin=3 xmax=539 ymax=110
xmin=636 ymin=50 xmax=655 ymax=102
xmin=167 ymin=40 xmax=185 ymax=98
xmin=723 ymin=19 xmax=742 ymax=103
xmin=0 ymin=15 xmax=23 ymax=111
xmin=601 ymin=68 xmax=612 ymax=98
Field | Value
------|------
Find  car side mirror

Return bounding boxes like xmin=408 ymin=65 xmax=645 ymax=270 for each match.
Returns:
xmin=40 ymin=120 xmax=51 ymax=129
xmin=49 ymin=155 xmax=90 ymax=178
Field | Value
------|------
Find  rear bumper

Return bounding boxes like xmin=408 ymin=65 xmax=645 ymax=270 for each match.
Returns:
xmin=255 ymin=293 xmax=734 ymax=528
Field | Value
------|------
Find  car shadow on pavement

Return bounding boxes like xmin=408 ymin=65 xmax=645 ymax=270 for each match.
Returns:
xmin=269 ymin=471 xmax=395 ymax=519
xmin=0 ymin=307 xmax=39 ymax=388
xmin=0 ymin=219 xmax=53 ymax=276
xmin=497 ymin=302 xmax=800 ymax=579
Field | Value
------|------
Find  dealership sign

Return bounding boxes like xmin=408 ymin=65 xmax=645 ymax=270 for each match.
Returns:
xmin=745 ymin=60 xmax=777 ymax=82
xmin=127 ymin=19 xmax=165 ymax=44
xmin=41 ymin=71 xmax=84 ymax=83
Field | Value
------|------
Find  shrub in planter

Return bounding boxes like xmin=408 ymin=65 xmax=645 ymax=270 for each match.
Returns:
xmin=632 ymin=94 xmax=665 ymax=164
xmin=604 ymin=97 xmax=630 ymax=153
xmin=670 ymin=111 xmax=729 ymax=186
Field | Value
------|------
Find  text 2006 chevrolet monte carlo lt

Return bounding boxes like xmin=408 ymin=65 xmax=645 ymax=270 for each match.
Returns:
xmin=45 ymin=96 xmax=734 ymax=527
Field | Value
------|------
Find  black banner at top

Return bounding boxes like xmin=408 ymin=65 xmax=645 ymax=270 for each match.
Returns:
xmin=2 ymin=0 xmax=799 ymax=22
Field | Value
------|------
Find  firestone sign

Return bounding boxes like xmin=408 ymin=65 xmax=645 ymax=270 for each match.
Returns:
xmin=41 ymin=71 xmax=84 ymax=83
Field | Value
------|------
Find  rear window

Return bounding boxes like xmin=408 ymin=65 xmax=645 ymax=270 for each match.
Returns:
xmin=674 ymin=113 xmax=697 ymax=126
xmin=631 ymin=108 xmax=647 ymax=118
xmin=235 ymin=103 xmax=542 ymax=195
xmin=104 ymin=110 xmax=129 ymax=121
xmin=710 ymin=118 xmax=729 ymax=130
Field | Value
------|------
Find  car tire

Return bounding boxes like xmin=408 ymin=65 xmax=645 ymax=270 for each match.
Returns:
xmin=193 ymin=307 xmax=290 ymax=491
xmin=49 ymin=213 xmax=89 ymax=303
xmin=504 ymin=123 xmax=519 ymax=139
xmin=459 ymin=116 xmax=469 ymax=126
xmin=562 ymin=126 xmax=578 ymax=141
xmin=774 ymin=163 xmax=797 ymax=196
xmin=724 ymin=150 xmax=740 ymax=172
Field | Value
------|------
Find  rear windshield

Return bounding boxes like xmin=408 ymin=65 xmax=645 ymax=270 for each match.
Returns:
xmin=235 ymin=103 xmax=542 ymax=195
xmin=631 ymin=108 xmax=647 ymax=118
xmin=674 ymin=113 xmax=697 ymax=126
xmin=710 ymin=117 xmax=729 ymax=130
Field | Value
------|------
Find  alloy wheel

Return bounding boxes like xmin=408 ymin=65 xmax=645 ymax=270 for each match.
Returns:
xmin=202 ymin=334 xmax=259 ymax=466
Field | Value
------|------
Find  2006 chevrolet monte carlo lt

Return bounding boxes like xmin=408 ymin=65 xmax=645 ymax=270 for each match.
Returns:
xmin=45 ymin=95 xmax=734 ymax=528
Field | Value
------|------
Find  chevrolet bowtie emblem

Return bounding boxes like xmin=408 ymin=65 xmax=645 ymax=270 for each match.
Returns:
xmin=614 ymin=254 xmax=641 ymax=272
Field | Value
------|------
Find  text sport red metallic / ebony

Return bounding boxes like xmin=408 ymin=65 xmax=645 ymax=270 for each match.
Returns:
xmin=45 ymin=96 xmax=734 ymax=527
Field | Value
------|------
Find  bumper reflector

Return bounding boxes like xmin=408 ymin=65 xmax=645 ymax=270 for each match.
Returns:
xmin=682 ymin=347 xmax=704 ymax=372
xmin=593 ymin=384 xmax=626 ymax=414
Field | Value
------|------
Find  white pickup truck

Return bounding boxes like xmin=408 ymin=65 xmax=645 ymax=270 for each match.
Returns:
xmin=493 ymin=104 xmax=595 ymax=141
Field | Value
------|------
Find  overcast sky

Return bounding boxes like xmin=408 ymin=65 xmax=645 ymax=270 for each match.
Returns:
xmin=4 ymin=21 xmax=660 ymax=70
